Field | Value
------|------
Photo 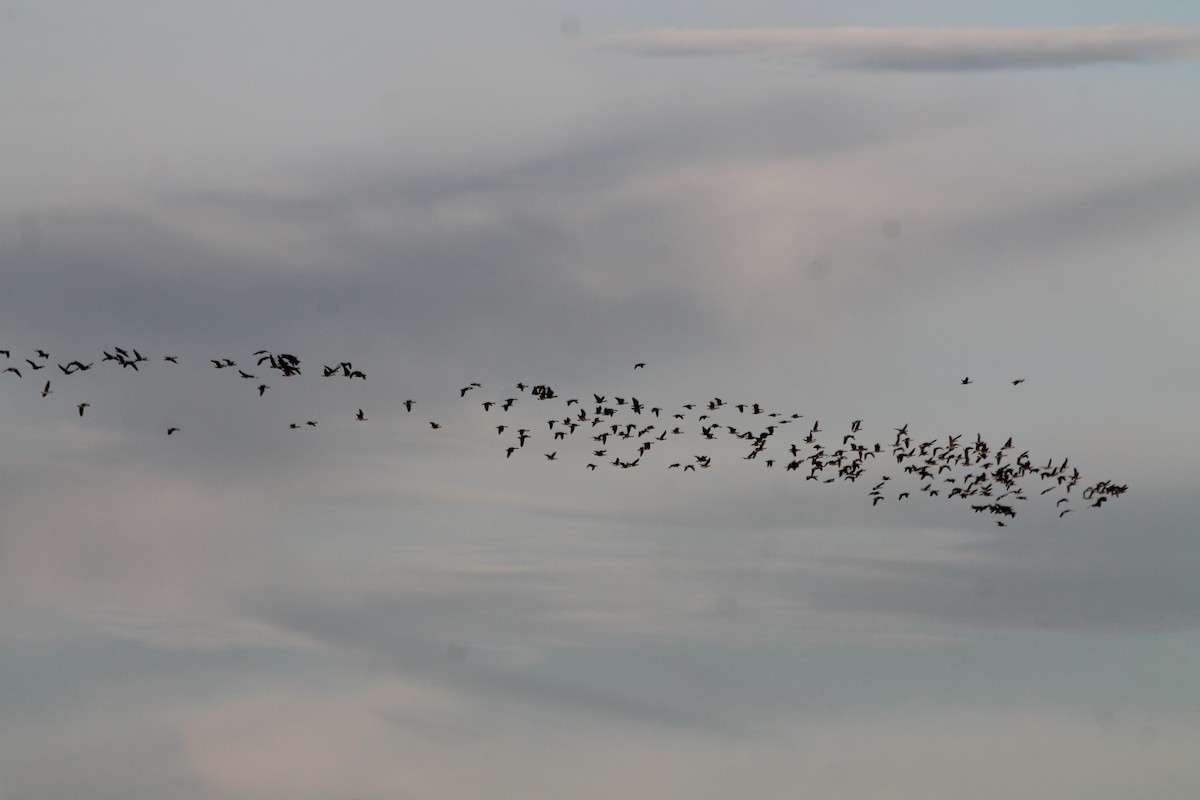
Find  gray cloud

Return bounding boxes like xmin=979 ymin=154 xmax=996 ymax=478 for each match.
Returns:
xmin=3 ymin=7 xmax=1197 ymax=795
xmin=600 ymin=24 xmax=1200 ymax=71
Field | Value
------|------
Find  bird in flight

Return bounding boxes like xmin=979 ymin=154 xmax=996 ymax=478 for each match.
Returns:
xmin=0 ymin=344 xmax=1126 ymax=527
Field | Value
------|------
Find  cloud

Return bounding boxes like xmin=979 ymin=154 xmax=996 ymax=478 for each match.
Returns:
xmin=600 ymin=24 xmax=1200 ymax=71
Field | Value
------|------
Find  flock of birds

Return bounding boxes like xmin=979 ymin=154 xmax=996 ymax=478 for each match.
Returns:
xmin=2 ymin=346 xmax=1128 ymax=524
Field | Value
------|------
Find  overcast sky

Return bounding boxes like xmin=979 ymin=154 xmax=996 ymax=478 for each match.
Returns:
xmin=2 ymin=2 xmax=1199 ymax=798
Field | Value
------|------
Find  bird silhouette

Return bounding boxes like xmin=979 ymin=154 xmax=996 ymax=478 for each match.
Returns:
xmin=0 ymin=344 xmax=1126 ymax=526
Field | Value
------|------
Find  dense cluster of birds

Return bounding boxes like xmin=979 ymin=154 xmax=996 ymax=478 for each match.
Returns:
xmin=2 ymin=347 xmax=1128 ymax=523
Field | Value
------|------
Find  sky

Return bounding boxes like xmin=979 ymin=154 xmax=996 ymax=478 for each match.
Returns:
xmin=2 ymin=2 xmax=1199 ymax=798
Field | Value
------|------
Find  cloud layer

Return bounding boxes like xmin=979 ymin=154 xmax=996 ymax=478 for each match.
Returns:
xmin=600 ymin=23 xmax=1200 ymax=70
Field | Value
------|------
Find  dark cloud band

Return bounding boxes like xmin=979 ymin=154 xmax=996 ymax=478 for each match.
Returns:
xmin=600 ymin=24 xmax=1200 ymax=71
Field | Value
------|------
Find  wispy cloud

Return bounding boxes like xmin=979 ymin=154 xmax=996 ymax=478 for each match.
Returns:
xmin=600 ymin=24 xmax=1200 ymax=71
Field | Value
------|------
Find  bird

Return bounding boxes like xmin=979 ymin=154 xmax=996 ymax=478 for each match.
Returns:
xmin=0 ymin=344 xmax=1123 ymax=526
xmin=164 ymin=356 xmax=178 ymax=363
